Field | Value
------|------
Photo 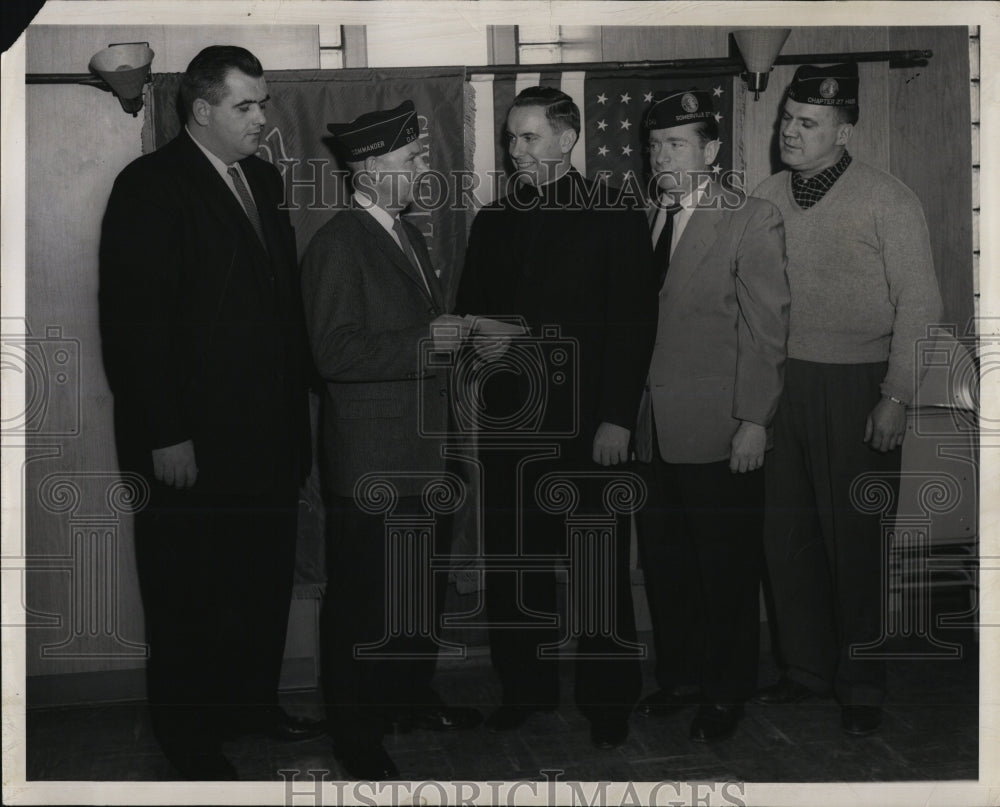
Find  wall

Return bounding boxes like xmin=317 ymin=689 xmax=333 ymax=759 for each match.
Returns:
xmin=22 ymin=25 xmax=320 ymax=680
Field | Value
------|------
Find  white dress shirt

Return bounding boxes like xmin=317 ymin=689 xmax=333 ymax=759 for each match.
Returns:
xmin=185 ymin=126 xmax=254 ymax=216
xmin=354 ymin=192 xmax=432 ymax=296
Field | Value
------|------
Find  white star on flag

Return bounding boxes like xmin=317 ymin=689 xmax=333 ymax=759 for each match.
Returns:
xmin=597 ymin=119 xmax=608 ymax=131
xmin=597 ymin=145 xmax=609 ymax=157
xmin=597 ymin=93 xmax=608 ymax=105
xmin=620 ymin=119 xmax=632 ymax=130
xmin=622 ymin=144 xmax=633 ymax=156
xmin=623 ymin=170 xmax=634 ymax=183
xmin=714 ymin=112 xmax=723 ymax=122
xmin=643 ymin=91 xmax=654 ymax=103
xmin=711 ymin=163 xmax=722 ymax=175
xmin=713 ymin=86 xmax=724 ymax=97
xmin=620 ymin=92 xmax=631 ymax=104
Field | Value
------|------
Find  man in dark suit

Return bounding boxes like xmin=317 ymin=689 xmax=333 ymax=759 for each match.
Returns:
xmin=301 ymin=100 xmax=481 ymax=781
xmin=99 ymin=45 xmax=320 ymax=780
xmin=631 ymin=89 xmax=790 ymax=742
xmin=455 ymin=86 xmax=658 ymax=749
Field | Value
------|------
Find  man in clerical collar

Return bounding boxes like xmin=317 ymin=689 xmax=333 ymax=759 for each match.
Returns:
xmin=631 ymin=88 xmax=790 ymax=743
xmin=301 ymin=99 xmax=481 ymax=782
xmin=456 ymin=86 xmax=658 ymax=749
xmin=752 ymin=63 xmax=943 ymax=737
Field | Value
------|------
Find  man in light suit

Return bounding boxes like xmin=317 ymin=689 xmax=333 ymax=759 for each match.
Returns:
xmin=99 ymin=46 xmax=320 ymax=780
xmin=301 ymin=100 xmax=481 ymax=781
xmin=633 ymin=89 xmax=790 ymax=742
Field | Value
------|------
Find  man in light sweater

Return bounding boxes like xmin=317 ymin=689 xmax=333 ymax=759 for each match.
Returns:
xmin=751 ymin=63 xmax=942 ymax=736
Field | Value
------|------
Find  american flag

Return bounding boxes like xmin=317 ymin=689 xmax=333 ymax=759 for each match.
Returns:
xmin=467 ymin=70 xmax=734 ymax=207
xmin=584 ymin=74 xmax=733 ymax=190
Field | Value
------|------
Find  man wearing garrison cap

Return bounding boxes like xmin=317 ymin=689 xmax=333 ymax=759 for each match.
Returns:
xmin=752 ymin=64 xmax=942 ymax=735
xmin=632 ymin=89 xmax=789 ymax=742
xmin=301 ymin=100 xmax=480 ymax=780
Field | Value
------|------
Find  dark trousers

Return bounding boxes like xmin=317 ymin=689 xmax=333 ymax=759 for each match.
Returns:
xmin=635 ymin=453 xmax=764 ymax=704
xmin=481 ymin=447 xmax=642 ymax=723
xmin=321 ymin=495 xmax=451 ymax=751
xmin=763 ymin=359 xmax=901 ymax=707
xmin=134 ymin=482 xmax=298 ymax=754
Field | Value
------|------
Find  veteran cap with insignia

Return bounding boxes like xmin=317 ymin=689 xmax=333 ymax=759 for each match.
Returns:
xmin=327 ymin=100 xmax=420 ymax=161
xmin=787 ymin=63 xmax=859 ymax=107
xmin=644 ymin=89 xmax=716 ymax=130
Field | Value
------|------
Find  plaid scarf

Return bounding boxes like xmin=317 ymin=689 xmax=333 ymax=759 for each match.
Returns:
xmin=791 ymin=151 xmax=852 ymax=209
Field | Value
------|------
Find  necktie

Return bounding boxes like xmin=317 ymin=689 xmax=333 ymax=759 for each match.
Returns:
xmin=392 ymin=217 xmax=433 ymax=299
xmin=227 ymin=165 xmax=268 ymax=250
xmin=651 ymin=204 xmax=681 ymax=288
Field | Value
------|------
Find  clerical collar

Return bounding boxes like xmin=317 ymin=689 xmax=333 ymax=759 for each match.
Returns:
xmin=791 ymin=150 xmax=852 ymax=209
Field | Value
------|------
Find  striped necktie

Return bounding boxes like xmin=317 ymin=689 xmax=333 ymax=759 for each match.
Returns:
xmin=392 ymin=216 xmax=432 ymax=298
xmin=227 ymin=165 xmax=268 ymax=250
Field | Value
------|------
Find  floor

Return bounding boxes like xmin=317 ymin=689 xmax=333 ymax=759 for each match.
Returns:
xmin=26 ymin=617 xmax=979 ymax=784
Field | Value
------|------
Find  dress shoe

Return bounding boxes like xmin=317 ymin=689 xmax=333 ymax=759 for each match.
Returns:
xmin=483 ymin=704 xmax=555 ymax=732
xmin=227 ymin=708 xmax=325 ymax=742
xmin=752 ymin=677 xmax=824 ymax=705
xmin=397 ymin=705 xmax=483 ymax=732
xmin=164 ymin=748 xmax=238 ymax=780
xmin=635 ymin=687 xmax=700 ymax=717
xmin=841 ymin=705 xmax=882 ymax=736
xmin=265 ymin=711 xmax=326 ymax=742
xmin=336 ymin=744 xmax=399 ymax=781
xmin=690 ymin=702 xmax=743 ymax=743
xmin=590 ymin=718 xmax=629 ymax=749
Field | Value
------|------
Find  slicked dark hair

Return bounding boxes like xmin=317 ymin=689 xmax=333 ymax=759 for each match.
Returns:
xmin=692 ymin=117 xmax=720 ymax=147
xmin=179 ymin=45 xmax=263 ymax=122
xmin=510 ymin=86 xmax=581 ymax=136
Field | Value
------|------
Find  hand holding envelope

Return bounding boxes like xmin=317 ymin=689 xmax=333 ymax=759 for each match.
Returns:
xmin=467 ymin=315 xmax=528 ymax=360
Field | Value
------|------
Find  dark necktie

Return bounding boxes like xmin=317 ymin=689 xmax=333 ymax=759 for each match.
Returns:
xmin=652 ymin=205 xmax=681 ymax=288
xmin=227 ymin=165 xmax=268 ymax=250
xmin=392 ymin=217 xmax=432 ymax=299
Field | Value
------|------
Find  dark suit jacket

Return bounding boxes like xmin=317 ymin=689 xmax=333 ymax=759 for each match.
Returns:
xmin=456 ymin=170 xmax=658 ymax=458
xmin=635 ymin=187 xmax=790 ymax=464
xmin=99 ymin=131 xmax=311 ymax=495
xmin=300 ymin=205 xmax=450 ymax=498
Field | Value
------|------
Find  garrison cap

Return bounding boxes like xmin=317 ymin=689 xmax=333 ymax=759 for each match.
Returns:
xmin=327 ymin=100 xmax=420 ymax=160
xmin=786 ymin=63 xmax=859 ymax=107
xmin=644 ymin=89 xmax=715 ymax=130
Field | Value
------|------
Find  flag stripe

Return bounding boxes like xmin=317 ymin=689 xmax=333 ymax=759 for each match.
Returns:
xmin=470 ymin=74 xmax=497 ymax=214
xmin=560 ymin=71 xmax=588 ymax=177
xmin=493 ymin=75 xmax=516 ymax=175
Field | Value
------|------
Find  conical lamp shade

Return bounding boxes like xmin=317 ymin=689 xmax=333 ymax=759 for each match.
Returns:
xmin=89 ymin=44 xmax=154 ymax=100
xmin=733 ymin=28 xmax=790 ymax=73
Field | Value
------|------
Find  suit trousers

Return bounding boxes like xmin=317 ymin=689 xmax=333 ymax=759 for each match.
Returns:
xmin=481 ymin=446 xmax=642 ymax=723
xmin=635 ymin=452 xmax=764 ymax=704
xmin=762 ymin=359 xmax=901 ymax=707
xmin=321 ymin=495 xmax=452 ymax=751
xmin=134 ymin=481 xmax=298 ymax=754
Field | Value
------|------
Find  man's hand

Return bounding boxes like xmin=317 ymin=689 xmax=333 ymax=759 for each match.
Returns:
xmin=730 ymin=421 xmax=766 ymax=473
xmin=152 ymin=440 xmax=198 ymax=489
xmin=430 ymin=314 xmax=471 ymax=352
xmin=593 ymin=422 xmax=631 ymax=467
xmin=472 ymin=335 xmax=512 ymax=361
xmin=864 ymin=396 xmax=907 ymax=452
